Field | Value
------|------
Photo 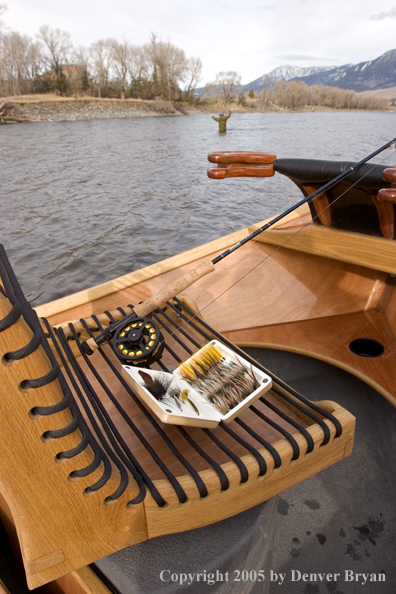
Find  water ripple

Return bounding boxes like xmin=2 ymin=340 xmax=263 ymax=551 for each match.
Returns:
xmin=0 ymin=111 xmax=395 ymax=305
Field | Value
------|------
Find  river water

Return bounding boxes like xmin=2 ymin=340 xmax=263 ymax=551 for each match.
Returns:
xmin=1 ymin=111 xmax=395 ymax=306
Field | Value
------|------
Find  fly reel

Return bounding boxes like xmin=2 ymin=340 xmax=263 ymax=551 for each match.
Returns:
xmin=112 ymin=317 xmax=164 ymax=366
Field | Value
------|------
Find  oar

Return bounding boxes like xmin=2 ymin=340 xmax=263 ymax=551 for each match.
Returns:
xmin=81 ymin=136 xmax=396 ymax=355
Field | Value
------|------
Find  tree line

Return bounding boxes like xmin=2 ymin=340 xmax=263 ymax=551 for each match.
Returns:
xmin=0 ymin=6 xmax=203 ymax=101
xmin=252 ymin=79 xmax=387 ymax=111
xmin=0 ymin=5 xmax=388 ymax=111
xmin=203 ymin=75 xmax=388 ymax=111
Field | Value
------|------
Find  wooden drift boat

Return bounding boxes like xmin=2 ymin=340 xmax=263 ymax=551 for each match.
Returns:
xmin=1 ymin=141 xmax=396 ymax=593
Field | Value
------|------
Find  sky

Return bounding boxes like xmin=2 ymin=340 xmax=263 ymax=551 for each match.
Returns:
xmin=3 ymin=0 xmax=396 ymax=86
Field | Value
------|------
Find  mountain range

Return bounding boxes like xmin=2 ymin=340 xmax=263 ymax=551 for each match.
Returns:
xmin=237 ymin=49 xmax=396 ymax=94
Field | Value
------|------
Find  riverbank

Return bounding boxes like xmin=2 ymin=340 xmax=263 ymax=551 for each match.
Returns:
xmin=0 ymin=93 xmax=394 ymax=124
xmin=0 ymin=96 xmax=205 ymax=124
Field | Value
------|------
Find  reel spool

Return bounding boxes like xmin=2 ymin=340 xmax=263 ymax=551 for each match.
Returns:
xmin=112 ymin=317 xmax=165 ymax=366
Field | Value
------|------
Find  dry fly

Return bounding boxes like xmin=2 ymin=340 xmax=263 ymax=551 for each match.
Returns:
xmin=179 ymin=343 xmax=260 ymax=414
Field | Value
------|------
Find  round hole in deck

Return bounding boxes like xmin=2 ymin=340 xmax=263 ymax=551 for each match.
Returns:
xmin=349 ymin=338 xmax=384 ymax=358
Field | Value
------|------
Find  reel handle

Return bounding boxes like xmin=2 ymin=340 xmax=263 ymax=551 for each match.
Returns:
xmin=83 ymin=258 xmax=215 ymax=354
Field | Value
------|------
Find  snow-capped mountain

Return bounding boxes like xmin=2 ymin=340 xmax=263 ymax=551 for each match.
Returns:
xmin=243 ymin=65 xmax=339 ymax=91
xmin=242 ymin=50 xmax=396 ymax=93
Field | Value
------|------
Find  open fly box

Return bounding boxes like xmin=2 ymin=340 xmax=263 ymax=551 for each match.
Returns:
xmin=121 ymin=340 xmax=273 ymax=428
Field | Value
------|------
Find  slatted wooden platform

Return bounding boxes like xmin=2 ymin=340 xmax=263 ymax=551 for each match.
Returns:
xmin=0 ymin=245 xmax=355 ymax=589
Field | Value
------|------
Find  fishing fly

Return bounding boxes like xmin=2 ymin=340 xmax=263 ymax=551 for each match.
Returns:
xmin=178 ymin=343 xmax=260 ymax=415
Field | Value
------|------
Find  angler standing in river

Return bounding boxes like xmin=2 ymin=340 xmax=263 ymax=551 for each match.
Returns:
xmin=211 ymin=110 xmax=232 ymax=133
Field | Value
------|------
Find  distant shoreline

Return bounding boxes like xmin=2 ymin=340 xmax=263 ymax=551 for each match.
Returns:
xmin=0 ymin=97 xmax=205 ymax=124
xmin=0 ymin=96 xmax=394 ymax=124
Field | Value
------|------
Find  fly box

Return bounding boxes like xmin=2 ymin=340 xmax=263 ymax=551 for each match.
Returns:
xmin=121 ymin=340 xmax=272 ymax=428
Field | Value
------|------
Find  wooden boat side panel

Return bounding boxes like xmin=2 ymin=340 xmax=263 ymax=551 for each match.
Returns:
xmin=196 ymin=244 xmax=386 ymax=332
xmin=44 ymin=241 xmax=386 ymax=338
xmin=252 ymin=221 xmax=396 ymax=274
xmin=225 ymin=310 xmax=396 ymax=408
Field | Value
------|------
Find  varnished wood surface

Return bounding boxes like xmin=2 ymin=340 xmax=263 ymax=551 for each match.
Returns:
xmin=303 ymin=185 xmax=331 ymax=227
xmin=207 ymin=152 xmax=277 ymax=164
xmin=225 ymin=310 xmax=396 ymax=408
xmin=251 ymin=216 xmax=396 ymax=274
xmin=207 ymin=164 xmax=275 ymax=179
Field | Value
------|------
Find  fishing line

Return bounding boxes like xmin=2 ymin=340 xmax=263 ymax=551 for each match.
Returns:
xmin=160 ymin=146 xmax=396 ymax=346
xmin=199 ymin=149 xmax=396 ymax=313
xmin=81 ymin=138 xmax=396 ymax=361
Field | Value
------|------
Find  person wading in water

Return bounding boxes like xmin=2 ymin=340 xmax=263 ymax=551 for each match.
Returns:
xmin=211 ymin=110 xmax=232 ymax=133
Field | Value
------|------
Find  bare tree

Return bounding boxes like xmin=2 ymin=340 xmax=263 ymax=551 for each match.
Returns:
xmin=184 ymin=56 xmax=202 ymax=103
xmin=257 ymin=75 xmax=272 ymax=109
xmin=212 ymin=71 xmax=242 ymax=105
xmin=127 ymin=45 xmax=150 ymax=98
xmin=111 ymin=37 xmax=130 ymax=99
xmin=69 ymin=46 xmax=90 ymax=96
xmin=144 ymin=33 xmax=187 ymax=100
xmin=2 ymin=31 xmax=42 ymax=94
xmin=37 ymin=25 xmax=72 ymax=94
xmin=89 ymin=38 xmax=114 ymax=97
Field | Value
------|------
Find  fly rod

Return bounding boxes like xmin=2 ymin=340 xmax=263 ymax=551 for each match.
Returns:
xmin=81 ymin=136 xmax=396 ymax=356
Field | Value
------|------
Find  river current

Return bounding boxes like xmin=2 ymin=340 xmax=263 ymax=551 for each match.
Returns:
xmin=1 ymin=111 xmax=395 ymax=306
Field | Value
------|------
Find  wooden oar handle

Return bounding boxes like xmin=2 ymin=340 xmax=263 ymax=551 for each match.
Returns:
xmin=208 ymin=152 xmax=277 ymax=164
xmin=377 ymin=167 xmax=396 ymax=204
xmin=377 ymin=188 xmax=396 ymax=203
xmin=84 ymin=258 xmax=215 ymax=353
xmin=207 ymin=152 xmax=276 ymax=179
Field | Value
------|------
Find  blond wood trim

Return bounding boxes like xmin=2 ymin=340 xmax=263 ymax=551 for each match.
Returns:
xmin=25 ymin=549 xmax=65 ymax=575
xmin=143 ymin=403 xmax=355 ymax=538
xmin=251 ymin=222 xmax=396 ymax=274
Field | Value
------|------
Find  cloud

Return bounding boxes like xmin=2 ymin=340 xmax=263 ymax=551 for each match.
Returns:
xmin=371 ymin=6 xmax=396 ymax=20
